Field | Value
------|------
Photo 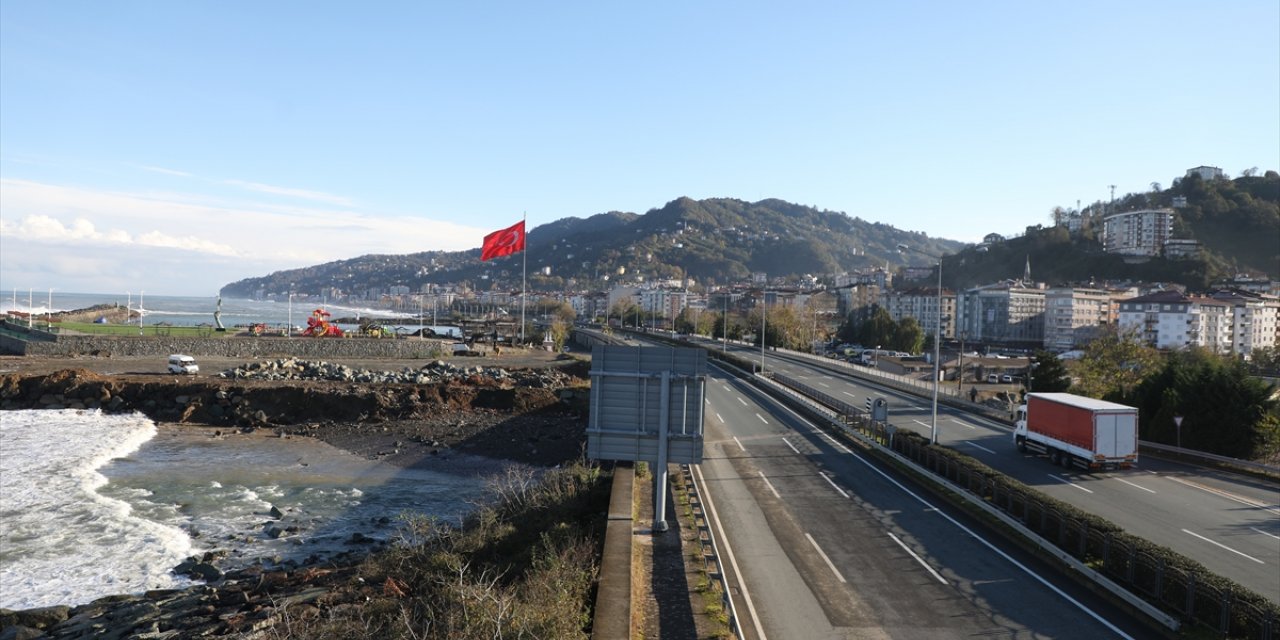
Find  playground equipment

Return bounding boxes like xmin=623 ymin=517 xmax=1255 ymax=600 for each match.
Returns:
xmin=301 ymin=308 xmax=344 ymax=337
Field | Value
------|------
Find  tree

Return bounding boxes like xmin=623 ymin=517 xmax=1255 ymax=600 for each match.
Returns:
xmin=1028 ymin=350 xmax=1071 ymax=392
xmin=1072 ymin=328 xmax=1161 ymax=400
xmin=891 ymin=316 xmax=925 ymax=354
xmin=1126 ymin=348 xmax=1279 ymax=458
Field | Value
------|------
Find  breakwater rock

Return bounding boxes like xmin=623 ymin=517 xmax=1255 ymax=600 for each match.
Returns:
xmin=218 ymin=357 xmax=573 ymax=388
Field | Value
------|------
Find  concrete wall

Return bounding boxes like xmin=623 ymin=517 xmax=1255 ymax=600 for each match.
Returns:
xmin=0 ymin=323 xmax=452 ymax=359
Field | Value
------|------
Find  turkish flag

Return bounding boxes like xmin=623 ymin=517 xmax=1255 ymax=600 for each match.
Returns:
xmin=480 ymin=220 xmax=526 ymax=262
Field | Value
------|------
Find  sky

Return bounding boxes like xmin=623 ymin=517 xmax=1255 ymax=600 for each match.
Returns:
xmin=2 ymin=1 xmax=1277 ymax=296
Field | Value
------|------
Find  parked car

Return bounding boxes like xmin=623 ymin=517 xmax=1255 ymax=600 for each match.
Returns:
xmin=986 ymin=373 xmax=1000 ymax=383
xmin=1001 ymin=374 xmax=1014 ymax=383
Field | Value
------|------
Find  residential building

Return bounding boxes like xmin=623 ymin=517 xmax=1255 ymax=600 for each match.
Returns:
xmin=1212 ymin=291 xmax=1280 ymax=356
xmin=880 ymin=287 xmax=956 ymax=340
xmin=1117 ymin=291 xmax=1241 ymax=353
xmin=1043 ymin=287 xmax=1110 ymax=351
xmin=1185 ymin=165 xmax=1225 ymax=181
xmin=957 ymin=282 xmax=1046 ymax=346
xmin=1102 ymin=209 xmax=1174 ymax=257
xmin=1163 ymin=238 xmax=1201 ymax=260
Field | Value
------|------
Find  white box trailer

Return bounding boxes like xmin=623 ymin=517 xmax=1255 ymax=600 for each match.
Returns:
xmin=1014 ymin=392 xmax=1138 ymax=471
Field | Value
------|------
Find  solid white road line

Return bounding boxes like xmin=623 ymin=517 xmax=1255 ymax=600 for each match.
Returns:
xmin=843 ymin=450 xmax=1136 ymax=639
xmin=758 ymin=471 xmax=781 ymax=499
xmin=1115 ymin=478 xmax=1156 ymax=494
xmin=1166 ymin=477 xmax=1280 ymax=516
xmin=782 ymin=437 xmax=801 ymax=455
xmin=756 ymin=413 xmax=770 ymax=425
xmin=818 ymin=472 xmax=850 ymax=498
xmin=1182 ymin=529 xmax=1266 ymax=564
xmin=805 ymin=533 xmax=848 ymax=583
xmin=733 ymin=436 xmax=745 ymax=452
xmin=1251 ymin=527 xmax=1280 ymax=541
xmin=1049 ymin=474 xmax=1095 ymax=494
xmin=692 ymin=464 xmax=769 ymax=640
xmin=966 ymin=442 xmax=996 ymax=454
xmin=887 ymin=532 xmax=949 ymax=585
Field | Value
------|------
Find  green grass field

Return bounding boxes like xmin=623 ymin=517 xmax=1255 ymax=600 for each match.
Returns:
xmin=52 ymin=321 xmax=239 ymax=338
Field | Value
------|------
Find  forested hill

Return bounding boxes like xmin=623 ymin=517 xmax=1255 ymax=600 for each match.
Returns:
xmin=936 ymin=171 xmax=1279 ymax=291
xmin=219 ymin=197 xmax=966 ymax=297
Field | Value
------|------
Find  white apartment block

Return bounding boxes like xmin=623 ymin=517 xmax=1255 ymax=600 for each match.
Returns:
xmin=1117 ymin=290 xmax=1278 ymax=355
xmin=1185 ymin=165 xmax=1225 ymax=181
xmin=1102 ymin=209 xmax=1173 ymax=257
xmin=1043 ymin=287 xmax=1111 ymax=350
xmin=880 ymin=287 xmax=956 ymax=339
xmin=957 ymin=283 xmax=1046 ymax=345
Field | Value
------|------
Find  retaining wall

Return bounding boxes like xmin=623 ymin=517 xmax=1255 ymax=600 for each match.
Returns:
xmin=0 ymin=326 xmax=451 ymax=360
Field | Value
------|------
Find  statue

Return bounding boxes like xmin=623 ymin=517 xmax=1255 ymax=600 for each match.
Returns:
xmin=214 ymin=296 xmax=225 ymax=330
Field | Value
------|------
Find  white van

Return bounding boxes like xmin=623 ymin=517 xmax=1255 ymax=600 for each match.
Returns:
xmin=167 ymin=354 xmax=199 ymax=375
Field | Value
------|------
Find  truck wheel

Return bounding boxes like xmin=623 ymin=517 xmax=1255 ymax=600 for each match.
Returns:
xmin=1016 ymin=438 xmax=1027 ymax=453
xmin=1059 ymin=454 xmax=1072 ymax=469
xmin=1049 ymin=450 xmax=1061 ymax=465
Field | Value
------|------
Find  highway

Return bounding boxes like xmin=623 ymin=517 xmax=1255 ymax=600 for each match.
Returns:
xmin=721 ymin=342 xmax=1280 ymax=604
xmin=698 ymin=365 xmax=1152 ymax=638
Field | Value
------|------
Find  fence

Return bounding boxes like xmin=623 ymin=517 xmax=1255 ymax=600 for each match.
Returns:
xmin=767 ymin=370 xmax=1278 ymax=640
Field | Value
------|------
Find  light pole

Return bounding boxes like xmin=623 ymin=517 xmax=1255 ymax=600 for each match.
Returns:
xmin=722 ymin=291 xmax=728 ymax=353
xmin=760 ymin=291 xmax=767 ymax=374
xmin=899 ymin=243 xmax=942 ymax=445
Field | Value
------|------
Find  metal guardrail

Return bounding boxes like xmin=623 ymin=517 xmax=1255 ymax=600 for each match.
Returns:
xmin=680 ymin=464 xmax=740 ymax=638
xmin=1139 ymin=441 xmax=1280 ymax=476
xmin=764 ymin=370 xmax=1277 ymax=640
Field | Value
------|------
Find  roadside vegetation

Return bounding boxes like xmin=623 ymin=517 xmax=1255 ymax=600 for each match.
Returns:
xmin=267 ymin=461 xmax=609 ymax=639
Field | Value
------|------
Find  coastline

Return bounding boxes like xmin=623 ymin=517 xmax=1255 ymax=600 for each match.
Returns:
xmin=0 ymin=350 xmax=594 ymax=637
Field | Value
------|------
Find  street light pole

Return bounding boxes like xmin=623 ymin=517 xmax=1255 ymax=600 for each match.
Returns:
xmin=760 ymin=291 xmax=767 ymax=374
xmin=899 ymin=243 xmax=942 ymax=445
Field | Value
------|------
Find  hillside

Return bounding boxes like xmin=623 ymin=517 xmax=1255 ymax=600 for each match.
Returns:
xmin=937 ymin=172 xmax=1279 ymax=290
xmin=220 ymin=197 xmax=965 ymax=297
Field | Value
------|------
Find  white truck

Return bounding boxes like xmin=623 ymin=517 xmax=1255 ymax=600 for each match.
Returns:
xmin=1014 ymin=392 xmax=1138 ymax=471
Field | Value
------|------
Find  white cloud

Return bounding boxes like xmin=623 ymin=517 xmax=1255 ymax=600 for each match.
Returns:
xmin=139 ymin=165 xmax=194 ymax=177
xmin=223 ymin=179 xmax=356 ymax=206
xmin=0 ymin=178 xmax=489 ymax=295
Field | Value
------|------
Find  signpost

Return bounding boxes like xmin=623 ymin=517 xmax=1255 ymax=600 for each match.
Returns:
xmin=587 ymin=345 xmax=707 ymax=532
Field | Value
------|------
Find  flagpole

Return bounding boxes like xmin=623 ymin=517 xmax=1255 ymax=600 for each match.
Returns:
xmin=521 ymin=211 xmax=527 ymax=345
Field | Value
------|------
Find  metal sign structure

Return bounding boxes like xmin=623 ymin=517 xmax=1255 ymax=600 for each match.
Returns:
xmin=587 ymin=345 xmax=706 ymax=531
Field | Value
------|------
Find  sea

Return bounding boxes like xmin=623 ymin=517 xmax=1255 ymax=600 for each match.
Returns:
xmin=0 ymin=290 xmax=422 ymax=331
xmin=0 ymin=291 xmax=487 ymax=611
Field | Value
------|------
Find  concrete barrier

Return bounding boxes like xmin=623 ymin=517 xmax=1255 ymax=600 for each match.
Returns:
xmin=592 ymin=463 xmax=634 ymax=640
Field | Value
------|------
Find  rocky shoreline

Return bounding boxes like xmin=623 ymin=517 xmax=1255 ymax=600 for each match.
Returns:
xmin=0 ymin=355 xmax=593 ymax=639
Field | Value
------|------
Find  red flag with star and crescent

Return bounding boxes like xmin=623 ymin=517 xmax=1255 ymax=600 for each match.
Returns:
xmin=480 ymin=220 xmax=526 ymax=262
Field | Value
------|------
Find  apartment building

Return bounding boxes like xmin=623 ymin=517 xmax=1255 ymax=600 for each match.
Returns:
xmin=1116 ymin=290 xmax=1278 ymax=355
xmin=957 ymin=282 xmax=1046 ymax=346
xmin=1213 ymin=291 xmax=1280 ymax=355
xmin=1043 ymin=287 xmax=1111 ymax=350
xmin=1102 ymin=209 xmax=1174 ymax=257
xmin=880 ymin=287 xmax=957 ymax=339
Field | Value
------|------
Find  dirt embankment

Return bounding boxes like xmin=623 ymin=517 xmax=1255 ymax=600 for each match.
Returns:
xmin=0 ymin=357 xmax=593 ymax=467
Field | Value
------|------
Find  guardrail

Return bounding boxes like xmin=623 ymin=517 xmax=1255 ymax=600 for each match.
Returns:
xmin=765 ymin=370 xmax=1277 ymax=640
xmin=1140 ymin=441 xmax=1280 ymax=477
xmin=679 ymin=464 xmax=740 ymax=638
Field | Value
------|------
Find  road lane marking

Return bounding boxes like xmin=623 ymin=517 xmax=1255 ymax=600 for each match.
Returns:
xmin=949 ymin=418 xmax=977 ymax=430
xmin=756 ymin=413 xmax=770 ymax=425
xmin=1166 ymin=477 xmax=1280 ymax=516
xmin=691 ymin=464 xmax=769 ymax=640
xmin=733 ymin=436 xmax=744 ymax=451
xmin=818 ymin=433 xmax=853 ymax=454
xmin=840 ymin=450 xmax=1136 ymax=639
xmin=805 ymin=533 xmax=847 ymax=583
xmin=818 ymin=382 xmax=831 ymax=388
xmin=757 ymin=471 xmax=781 ymax=498
xmin=887 ymin=532 xmax=949 ymax=585
xmin=782 ymin=437 xmax=801 ymax=454
xmin=966 ymin=442 xmax=995 ymax=454
xmin=1115 ymin=478 xmax=1156 ymax=494
xmin=818 ymin=472 xmax=850 ymax=498
xmin=1182 ymin=529 xmax=1265 ymax=564
xmin=842 ymin=391 xmax=858 ymax=398
xmin=1251 ymin=527 xmax=1280 ymax=541
xmin=1048 ymin=474 xmax=1094 ymax=494
xmin=705 ymin=398 xmax=711 ymax=405
xmin=716 ymin=412 xmax=725 ymax=423
xmin=737 ymin=396 xmax=748 ymax=406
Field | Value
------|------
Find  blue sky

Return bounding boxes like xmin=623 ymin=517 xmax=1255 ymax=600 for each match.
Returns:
xmin=2 ymin=1 xmax=1277 ymax=296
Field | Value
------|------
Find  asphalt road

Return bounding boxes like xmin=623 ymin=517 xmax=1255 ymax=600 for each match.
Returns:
xmin=698 ymin=365 xmax=1154 ymax=639
xmin=724 ymin=342 xmax=1280 ymax=605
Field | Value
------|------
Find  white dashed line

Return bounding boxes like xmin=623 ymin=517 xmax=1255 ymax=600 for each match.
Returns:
xmin=1183 ymin=529 xmax=1265 ymax=564
xmin=966 ymin=441 xmax=995 ymax=454
xmin=818 ymin=472 xmax=850 ymax=498
xmin=756 ymin=413 xmax=770 ymax=425
xmin=758 ymin=472 xmax=781 ymax=498
xmin=1049 ymin=474 xmax=1094 ymax=494
xmin=782 ymin=437 xmax=801 ymax=455
xmin=887 ymin=532 xmax=949 ymax=585
xmin=1251 ymin=527 xmax=1280 ymax=541
xmin=733 ymin=436 xmax=745 ymax=451
xmin=805 ymin=533 xmax=847 ymax=583
xmin=1115 ymin=478 xmax=1156 ymax=494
